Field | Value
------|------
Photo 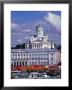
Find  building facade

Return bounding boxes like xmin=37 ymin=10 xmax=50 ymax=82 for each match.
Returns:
xmin=11 ymin=49 xmax=60 ymax=66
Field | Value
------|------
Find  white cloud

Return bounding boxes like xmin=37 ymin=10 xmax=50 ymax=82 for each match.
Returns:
xmin=11 ymin=32 xmax=21 ymax=35
xmin=22 ymin=29 xmax=31 ymax=32
xmin=24 ymin=36 xmax=29 ymax=39
xmin=11 ymin=22 xmax=19 ymax=30
xmin=17 ymin=39 xmax=22 ymax=43
xmin=11 ymin=22 xmax=31 ymax=33
xmin=44 ymin=12 xmax=61 ymax=30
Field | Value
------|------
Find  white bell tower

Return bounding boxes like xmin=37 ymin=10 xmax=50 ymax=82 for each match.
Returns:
xmin=36 ymin=24 xmax=44 ymax=37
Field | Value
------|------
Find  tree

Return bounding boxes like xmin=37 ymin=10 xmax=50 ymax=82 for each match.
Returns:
xmin=11 ymin=47 xmax=15 ymax=49
xmin=22 ymin=43 xmax=25 ymax=49
xmin=48 ymin=65 xmax=59 ymax=76
xmin=15 ymin=43 xmax=25 ymax=49
xmin=15 ymin=44 xmax=21 ymax=49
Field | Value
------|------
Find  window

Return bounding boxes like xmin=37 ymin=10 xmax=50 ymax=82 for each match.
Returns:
xmin=23 ymin=62 xmax=24 ymax=66
xmin=29 ymin=58 xmax=31 ymax=60
xmin=35 ymin=62 xmax=37 ymax=64
xmin=41 ymin=54 xmax=42 ymax=56
xmin=11 ymin=63 xmax=13 ymax=66
xmin=18 ymin=58 xmax=20 ymax=60
xmin=30 ymin=62 xmax=31 ymax=65
xmin=27 ymin=58 xmax=28 ymax=60
xmin=44 ymin=62 xmax=46 ymax=64
xmin=51 ymin=59 xmax=53 ymax=63
xmin=12 ymin=54 xmax=14 ymax=56
xmin=15 ymin=54 xmax=17 ymax=56
xmin=51 ymin=57 xmax=53 ymax=59
xmin=18 ymin=55 xmax=20 ymax=58
xmin=32 ymin=58 xmax=34 ymax=60
xmin=51 ymin=53 xmax=53 ymax=55
xmin=18 ymin=54 xmax=20 ymax=56
xmin=43 ymin=54 xmax=45 ymax=56
xmin=21 ymin=58 xmax=22 ymax=60
xmin=15 ymin=58 xmax=17 ymax=60
xmin=35 ymin=58 xmax=36 ymax=60
xmin=37 ymin=44 xmax=38 ymax=48
xmin=38 ymin=62 xmax=40 ymax=64
xmin=17 ymin=62 xmax=18 ymax=66
xmin=14 ymin=62 xmax=16 ymax=66
xmin=46 ymin=58 xmax=48 ymax=60
xmin=32 ymin=62 xmax=34 ymax=64
xmin=20 ymin=62 xmax=21 ymax=66
xmin=35 ymin=44 xmax=36 ymax=47
xmin=41 ymin=62 xmax=43 ymax=65
xmin=38 ymin=54 xmax=39 ymax=56
xmin=46 ymin=54 xmax=48 ymax=55
xmin=47 ymin=62 xmax=49 ymax=64
xmin=38 ymin=58 xmax=40 ymax=60
xmin=51 ymin=62 xmax=53 ymax=64
xmin=26 ymin=54 xmax=28 ymax=56
xmin=12 ymin=58 xmax=14 ymax=60
xmin=29 ymin=54 xmax=31 ymax=56
xmin=32 ymin=45 xmax=34 ymax=47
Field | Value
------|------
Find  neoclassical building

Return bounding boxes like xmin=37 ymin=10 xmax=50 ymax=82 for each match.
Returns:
xmin=25 ymin=24 xmax=55 ymax=49
xmin=11 ymin=24 xmax=61 ymax=66
xmin=11 ymin=49 xmax=60 ymax=66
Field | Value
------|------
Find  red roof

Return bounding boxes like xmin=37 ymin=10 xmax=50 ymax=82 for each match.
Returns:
xmin=11 ymin=65 xmax=48 ymax=71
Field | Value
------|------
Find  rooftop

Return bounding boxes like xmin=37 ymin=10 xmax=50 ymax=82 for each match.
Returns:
xmin=11 ymin=48 xmax=59 ymax=53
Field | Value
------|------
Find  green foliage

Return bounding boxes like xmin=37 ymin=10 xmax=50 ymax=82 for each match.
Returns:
xmin=11 ymin=43 xmax=25 ymax=49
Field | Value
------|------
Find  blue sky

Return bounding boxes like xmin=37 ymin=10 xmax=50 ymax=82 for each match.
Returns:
xmin=11 ymin=11 xmax=61 ymax=47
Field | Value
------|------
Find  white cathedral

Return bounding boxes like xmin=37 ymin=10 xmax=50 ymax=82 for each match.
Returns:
xmin=25 ymin=24 xmax=55 ymax=49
